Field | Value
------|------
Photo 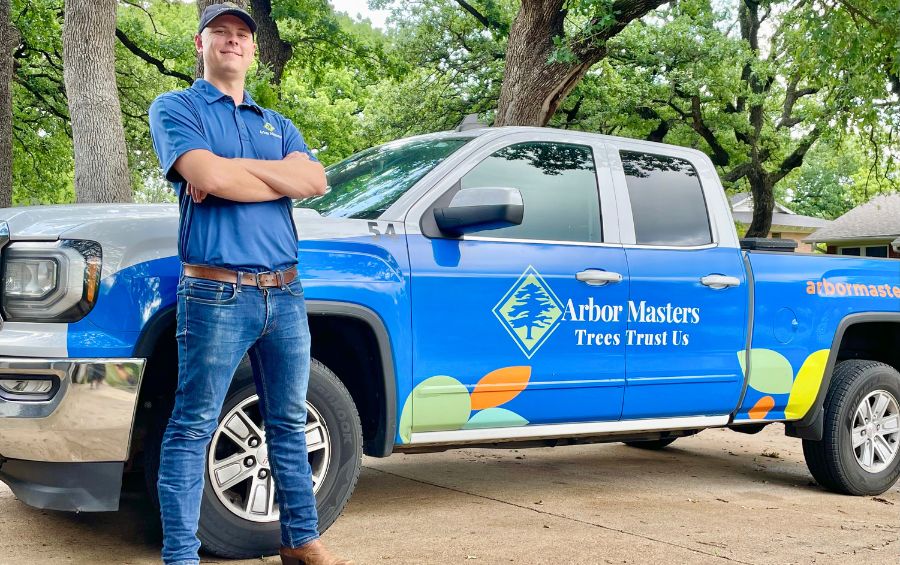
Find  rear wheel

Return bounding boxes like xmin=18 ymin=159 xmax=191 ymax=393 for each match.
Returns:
xmin=802 ymin=360 xmax=900 ymax=495
xmin=144 ymin=358 xmax=362 ymax=558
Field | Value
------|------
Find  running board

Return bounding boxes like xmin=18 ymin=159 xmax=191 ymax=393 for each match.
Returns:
xmin=408 ymin=415 xmax=729 ymax=446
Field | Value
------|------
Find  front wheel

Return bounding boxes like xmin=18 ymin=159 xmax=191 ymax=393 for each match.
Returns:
xmin=145 ymin=358 xmax=362 ymax=559
xmin=802 ymin=360 xmax=900 ymax=496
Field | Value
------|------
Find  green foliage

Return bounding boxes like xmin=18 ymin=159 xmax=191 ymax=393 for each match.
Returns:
xmin=10 ymin=0 xmax=73 ymax=204
xmin=6 ymin=0 xmax=898 ymax=213
xmin=786 ymin=137 xmax=898 ymax=219
xmin=550 ymin=0 xmax=898 ymax=218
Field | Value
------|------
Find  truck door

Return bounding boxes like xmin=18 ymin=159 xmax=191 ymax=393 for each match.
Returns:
xmin=402 ymin=133 xmax=629 ymax=443
xmin=613 ymin=148 xmax=748 ymax=419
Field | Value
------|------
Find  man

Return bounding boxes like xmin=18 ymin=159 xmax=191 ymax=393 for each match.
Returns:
xmin=148 ymin=4 xmax=352 ymax=565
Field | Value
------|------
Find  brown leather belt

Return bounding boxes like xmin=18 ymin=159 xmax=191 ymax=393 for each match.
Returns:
xmin=183 ymin=264 xmax=298 ymax=288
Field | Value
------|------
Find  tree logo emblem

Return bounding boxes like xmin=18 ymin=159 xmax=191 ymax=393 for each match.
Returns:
xmin=493 ymin=266 xmax=564 ymax=358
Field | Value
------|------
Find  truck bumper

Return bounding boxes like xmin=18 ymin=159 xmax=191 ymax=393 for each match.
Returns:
xmin=0 ymin=357 xmax=145 ymax=510
xmin=0 ymin=458 xmax=124 ymax=511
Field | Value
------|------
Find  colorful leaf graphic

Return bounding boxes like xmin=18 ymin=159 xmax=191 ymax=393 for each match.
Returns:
xmin=748 ymin=396 xmax=775 ymax=419
xmin=398 ymin=375 xmax=471 ymax=443
xmin=463 ymin=408 xmax=529 ymax=429
xmin=470 ymin=366 xmax=532 ymax=410
xmin=738 ymin=349 xmax=794 ymax=394
xmin=785 ymin=349 xmax=830 ymax=420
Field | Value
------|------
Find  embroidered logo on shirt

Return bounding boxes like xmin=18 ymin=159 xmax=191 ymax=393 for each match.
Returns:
xmin=260 ymin=121 xmax=282 ymax=139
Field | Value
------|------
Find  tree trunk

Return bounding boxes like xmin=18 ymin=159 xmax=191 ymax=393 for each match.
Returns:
xmin=745 ymin=172 xmax=775 ymax=238
xmin=495 ymin=1 xmax=595 ymax=126
xmin=495 ymin=0 xmax=669 ymax=127
xmin=196 ymin=0 xmax=249 ymax=79
xmin=62 ymin=0 xmax=132 ymax=203
xmin=251 ymin=0 xmax=291 ymax=85
xmin=0 ymin=0 xmax=18 ymax=208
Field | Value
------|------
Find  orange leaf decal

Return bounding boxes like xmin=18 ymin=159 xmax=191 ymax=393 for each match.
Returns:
xmin=748 ymin=396 xmax=775 ymax=420
xmin=470 ymin=366 xmax=532 ymax=410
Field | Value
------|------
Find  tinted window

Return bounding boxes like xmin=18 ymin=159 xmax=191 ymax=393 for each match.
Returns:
xmin=621 ymin=151 xmax=712 ymax=246
xmin=298 ymin=138 xmax=470 ymax=219
xmin=865 ymin=246 xmax=888 ymax=258
xmin=458 ymin=142 xmax=602 ymax=243
xmin=840 ymin=247 xmax=861 ymax=256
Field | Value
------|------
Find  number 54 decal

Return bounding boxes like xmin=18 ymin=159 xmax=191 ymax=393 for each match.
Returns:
xmin=368 ymin=222 xmax=397 ymax=238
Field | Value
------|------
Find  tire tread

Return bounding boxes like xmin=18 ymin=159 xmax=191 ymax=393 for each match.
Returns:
xmin=803 ymin=359 xmax=900 ymax=495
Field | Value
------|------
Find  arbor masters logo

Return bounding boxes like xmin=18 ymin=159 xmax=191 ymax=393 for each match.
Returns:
xmin=493 ymin=266 xmax=564 ymax=358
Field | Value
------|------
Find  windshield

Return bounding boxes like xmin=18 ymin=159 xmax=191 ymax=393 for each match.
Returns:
xmin=296 ymin=137 xmax=472 ymax=219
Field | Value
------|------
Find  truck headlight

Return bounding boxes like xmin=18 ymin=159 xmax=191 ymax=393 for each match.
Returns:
xmin=1 ymin=240 xmax=102 ymax=322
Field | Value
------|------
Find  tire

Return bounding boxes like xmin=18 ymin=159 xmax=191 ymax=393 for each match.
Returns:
xmin=802 ymin=359 xmax=900 ymax=496
xmin=144 ymin=357 xmax=362 ymax=559
xmin=623 ymin=437 xmax=678 ymax=450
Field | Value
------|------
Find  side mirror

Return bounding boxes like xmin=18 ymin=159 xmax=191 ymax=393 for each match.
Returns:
xmin=433 ymin=187 xmax=524 ymax=236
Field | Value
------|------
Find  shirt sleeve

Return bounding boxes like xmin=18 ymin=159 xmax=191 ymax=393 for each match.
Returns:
xmin=149 ymin=93 xmax=212 ymax=187
xmin=280 ymin=117 xmax=319 ymax=163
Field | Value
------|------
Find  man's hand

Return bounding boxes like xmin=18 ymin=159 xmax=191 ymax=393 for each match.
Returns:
xmin=285 ymin=151 xmax=310 ymax=161
xmin=187 ymin=183 xmax=208 ymax=204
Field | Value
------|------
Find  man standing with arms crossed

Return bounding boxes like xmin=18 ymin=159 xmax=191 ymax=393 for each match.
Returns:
xmin=149 ymin=4 xmax=352 ymax=564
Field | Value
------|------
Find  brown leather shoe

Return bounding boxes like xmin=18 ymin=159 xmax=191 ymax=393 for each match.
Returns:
xmin=279 ymin=539 xmax=354 ymax=565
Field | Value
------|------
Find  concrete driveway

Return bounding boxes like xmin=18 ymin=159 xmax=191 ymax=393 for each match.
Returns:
xmin=1 ymin=424 xmax=897 ymax=564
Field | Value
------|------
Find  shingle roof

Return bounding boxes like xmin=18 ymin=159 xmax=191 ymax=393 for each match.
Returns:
xmin=730 ymin=192 xmax=794 ymax=214
xmin=730 ymin=192 xmax=749 ymax=206
xmin=732 ymin=211 xmax=830 ymax=230
xmin=805 ymin=193 xmax=900 ymax=242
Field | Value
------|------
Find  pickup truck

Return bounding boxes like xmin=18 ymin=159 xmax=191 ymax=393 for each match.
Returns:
xmin=1 ymin=126 xmax=898 ymax=559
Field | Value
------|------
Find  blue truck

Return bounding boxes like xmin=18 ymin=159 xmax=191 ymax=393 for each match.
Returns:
xmin=0 ymin=126 xmax=898 ymax=558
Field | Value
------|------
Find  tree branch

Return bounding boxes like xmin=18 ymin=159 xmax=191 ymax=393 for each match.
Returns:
xmin=14 ymin=76 xmax=69 ymax=123
xmin=771 ymin=126 xmax=822 ymax=184
xmin=118 ymin=0 xmax=162 ymax=35
xmin=115 ymin=27 xmax=192 ymax=86
xmin=723 ymin=162 xmax=752 ymax=183
xmin=689 ymin=95 xmax=730 ymax=166
xmin=778 ymin=75 xmax=819 ymax=129
xmin=637 ymin=106 xmax=669 ymax=142
xmin=572 ymin=0 xmax=670 ymax=61
xmin=453 ymin=0 xmax=496 ymax=30
xmin=836 ymin=0 xmax=879 ymax=27
xmin=562 ymin=95 xmax=584 ymax=128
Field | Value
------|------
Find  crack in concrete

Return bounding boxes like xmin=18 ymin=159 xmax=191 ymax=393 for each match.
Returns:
xmin=835 ymin=534 xmax=899 ymax=556
xmin=364 ymin=466 xmax=757 ymax=565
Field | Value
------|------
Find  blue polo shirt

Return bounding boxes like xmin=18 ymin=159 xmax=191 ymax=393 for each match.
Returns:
xmin=149 ymin=79 xmax=318 ymax=273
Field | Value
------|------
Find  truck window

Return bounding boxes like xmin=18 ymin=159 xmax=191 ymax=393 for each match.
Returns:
xmin=620 ymin=151 xmax=712 ymax=246
xmin=298 ymin=137 xmax=471 ymax=219
xmin=458 ymin=142 xmax=602 ymax=243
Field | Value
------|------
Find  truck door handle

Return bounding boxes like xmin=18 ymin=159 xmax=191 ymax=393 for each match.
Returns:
xmin=700 ymin=274 xmax=741 ymax=289
xmin=576 ymin=270 xmax=623 ymax=286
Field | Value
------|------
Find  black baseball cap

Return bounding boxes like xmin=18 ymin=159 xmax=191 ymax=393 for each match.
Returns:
xmin=198 ymin=2 xmax=257 ymax=34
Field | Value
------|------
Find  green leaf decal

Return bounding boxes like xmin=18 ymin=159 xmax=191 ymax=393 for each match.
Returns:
xmin=462 ymin=408 xmax=529 ymax=430
xmin=738 ymin=349 xmax=794 ymax=395
xmin=398 ymin=375 xmax=471 ymax=443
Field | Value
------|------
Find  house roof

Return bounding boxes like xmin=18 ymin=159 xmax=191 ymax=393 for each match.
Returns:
xmin=731 ymin=211 xmax=830 ymax=231
xmin=730 ymin=192 xmax=794 ymax=214
xmin=805 ymin=193 xmax=900 ymax=243
xmin=730 ymin=192 xmax=749 ymax=207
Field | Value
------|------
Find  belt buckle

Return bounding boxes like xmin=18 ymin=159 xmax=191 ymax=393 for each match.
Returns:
xmin=256 ymin=270 xmax=276 ymax=288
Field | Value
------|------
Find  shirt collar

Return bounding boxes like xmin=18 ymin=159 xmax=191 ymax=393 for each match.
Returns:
xmin=192 ymin=79 xmax=263 ymax=114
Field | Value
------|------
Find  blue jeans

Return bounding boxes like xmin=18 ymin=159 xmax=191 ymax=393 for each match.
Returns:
xmin=158 ymin=273 xmax=319 ymax=565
